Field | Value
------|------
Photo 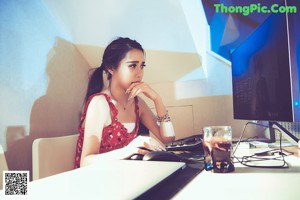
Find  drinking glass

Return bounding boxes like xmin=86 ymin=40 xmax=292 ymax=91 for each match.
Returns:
xmin=203 ymin=126 xmax=234 ymax=173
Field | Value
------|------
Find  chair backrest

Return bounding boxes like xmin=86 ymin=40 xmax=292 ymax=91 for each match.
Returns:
xmin=0 ymin=144 xmax=9 ymax=190
xmin=32 ymin=134 xmax=78 ymax=180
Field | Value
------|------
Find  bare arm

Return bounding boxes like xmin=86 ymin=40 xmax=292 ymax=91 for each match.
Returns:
xmin=80 ymin=95 xmax=110 ymax=166
xmin=138 ymin=96 xmax=175 ymax=144
xmin=127 ymin=82 xmax=175 ymax=143
xmin=152 ymin=96 xmax=176 ymax=143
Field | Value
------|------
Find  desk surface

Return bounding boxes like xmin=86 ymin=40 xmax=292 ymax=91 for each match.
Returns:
xmin=0 ymin=160 xmax=185 ymax=200
xmin=1 ymin=147 xmax=299 ymax=200
xmin=173 ymin=147 xmax=300 ymax=200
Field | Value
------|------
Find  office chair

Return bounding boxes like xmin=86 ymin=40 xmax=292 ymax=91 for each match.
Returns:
xmin=32 ymin=134 xmax=78 ymax=180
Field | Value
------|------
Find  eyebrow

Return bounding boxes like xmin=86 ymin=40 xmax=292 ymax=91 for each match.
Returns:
xmin=126 ymin=61 xmax=145 ymax=64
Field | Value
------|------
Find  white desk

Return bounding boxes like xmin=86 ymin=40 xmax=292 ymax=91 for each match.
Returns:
xmin=1 ymin=148 xmax=300 ymax=200
xmin=0 ymin=160 xmax=185 ymax=200
xmin=173 ymin=147 xmax=300 ymax=200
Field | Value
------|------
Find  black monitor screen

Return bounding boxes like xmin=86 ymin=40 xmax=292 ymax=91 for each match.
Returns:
xmin=231 ymin=12 xmax=294 ymax=122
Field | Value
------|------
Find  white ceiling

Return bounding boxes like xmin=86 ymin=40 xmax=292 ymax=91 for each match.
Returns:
xmin=41 ymin=0 xmax=201 ymax=53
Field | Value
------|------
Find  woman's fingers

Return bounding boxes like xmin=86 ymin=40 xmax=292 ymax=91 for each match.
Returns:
xmin=128 ymin=88 xmax=142 ymax=100
xmin=137 ymin=148 xmax=151 ymax=155
xmin=149 ymin=137 xmax=166 ymax=151
xmin=126 ymin=82 xmax=143 ymax=94
xmin=127 ymin=82 xmax=158 ymax=101
xmin=127 ymin=136 xmax=166 ymax=156
xmin=142 ymin=140 xmax=166 ymax=152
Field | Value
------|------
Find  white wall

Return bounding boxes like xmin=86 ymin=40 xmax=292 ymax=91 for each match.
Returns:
xmin=0 ymin=0 xmax=247 ymax=180
xmin=0 ymin=0 xmax=90 ymax=179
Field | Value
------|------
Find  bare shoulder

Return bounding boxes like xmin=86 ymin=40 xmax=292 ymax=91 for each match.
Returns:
xmin=87 ymin=94 xmax=110 ymax=112
xmin=84 ymin=94 xmax=111 ymax=128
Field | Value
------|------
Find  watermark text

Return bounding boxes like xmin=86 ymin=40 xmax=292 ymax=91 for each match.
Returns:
xmin=214 ymin=3 xmax=297 ymax=16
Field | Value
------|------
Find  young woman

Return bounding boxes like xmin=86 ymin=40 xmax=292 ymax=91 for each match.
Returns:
xmin=75 ymin=37 xmax=175 ymax=168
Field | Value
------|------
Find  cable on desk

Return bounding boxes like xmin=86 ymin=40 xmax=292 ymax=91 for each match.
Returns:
xmin=232 ymin=122 xmax=292 ymax=169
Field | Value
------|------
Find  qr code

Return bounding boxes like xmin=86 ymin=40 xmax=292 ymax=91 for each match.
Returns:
xmin=3 ymin=171 xmax=29 ymax=196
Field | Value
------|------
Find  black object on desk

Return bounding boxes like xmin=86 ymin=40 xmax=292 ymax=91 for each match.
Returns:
xmin=134 ymin=162 xmax=205 ymax=200
xmin=165 ymin=134 xmax=205 ymax=162
xmin=127 ymin=134 xmax=205 ymax=162
xmin=165 ymin=134 xmax=203 ymax=152
xmin=143 ymin=151 xmax=184 ymax=162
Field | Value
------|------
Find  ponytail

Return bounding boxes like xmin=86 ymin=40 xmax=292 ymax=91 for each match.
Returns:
xmin=85 ymin=65 xmax=105 ymax=102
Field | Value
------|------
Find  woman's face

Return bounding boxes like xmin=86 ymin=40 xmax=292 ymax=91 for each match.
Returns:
xmin=111 ymin=49 xmax=145 ymax=90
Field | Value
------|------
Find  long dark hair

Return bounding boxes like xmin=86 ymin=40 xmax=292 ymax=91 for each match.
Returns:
xmin=85 ymin=37 xmax=144 ymax=102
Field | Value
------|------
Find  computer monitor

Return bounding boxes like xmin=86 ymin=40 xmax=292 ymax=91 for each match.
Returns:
xmin=231 ymin=1 xmax=300 ymax=144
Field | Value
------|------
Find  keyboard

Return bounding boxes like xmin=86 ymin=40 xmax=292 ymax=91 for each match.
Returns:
xmin=165 ymin=134 xmax=203 ymax=152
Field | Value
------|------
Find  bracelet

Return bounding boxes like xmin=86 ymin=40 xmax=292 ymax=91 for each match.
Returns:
xmin=157 ymin=111 xmax=171 ymax=122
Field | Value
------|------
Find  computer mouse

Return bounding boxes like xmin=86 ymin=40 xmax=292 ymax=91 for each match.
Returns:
xmin=127 ymin=153 xmax=144 ymax=160
xmin=142 ymin=151 xmax=183 ymax=162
